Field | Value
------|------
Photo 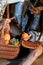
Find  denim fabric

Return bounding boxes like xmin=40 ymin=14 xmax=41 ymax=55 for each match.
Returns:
xmin=22 ymin=14 xmax=40 ymax=42
xmin=22 ymin=14 xmax=28 ymax=32
xmin=28 ymin=14 xmax=40 ymax=42
xmin=14 ymin=1 xmax=41 ymax=42
xmin=29 ymin=31 xmax=41 ymax=42
xmin=30 ymin=14 xmax=40 ymax=30
xmin=29 ymin=31 xmax=36 ymax=42
xmin=14 ymin=2 xmax=24 ymax=24
xmin=39 ymin=34 xmax=43 ymax=42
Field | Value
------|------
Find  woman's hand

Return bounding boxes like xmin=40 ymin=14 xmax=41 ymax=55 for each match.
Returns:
xmin=31 ymin=6 xmax=43 ymax=14
xmin=31 ymin=8 xmax=41 ymax=14
xmin=22 ymin=32 xmax=32 ymax=41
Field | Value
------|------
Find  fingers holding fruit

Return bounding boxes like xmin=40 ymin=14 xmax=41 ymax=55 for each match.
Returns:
xmin=22 ymin=32 xmax=32 ymax=41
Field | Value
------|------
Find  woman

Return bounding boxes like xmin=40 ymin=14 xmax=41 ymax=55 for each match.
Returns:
xmin=19 ymin=0 xmax=43 ymax=65
xmin=22 ymin=0 xmax=43 ymax=42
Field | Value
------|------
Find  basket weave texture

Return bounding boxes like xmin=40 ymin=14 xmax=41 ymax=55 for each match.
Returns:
xmin=0 ymin=44 xmax=20 ymax=59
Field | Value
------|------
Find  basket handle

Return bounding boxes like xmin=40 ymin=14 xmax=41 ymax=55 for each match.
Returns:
xmin=1 ymin=17 xmax=16 ymax=38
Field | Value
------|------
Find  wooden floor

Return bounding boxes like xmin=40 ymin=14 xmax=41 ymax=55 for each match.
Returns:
xmin=32 ymin=53 xmax=43 ymax=65
xmin=0 ymin=53 xmax=43 ymax=65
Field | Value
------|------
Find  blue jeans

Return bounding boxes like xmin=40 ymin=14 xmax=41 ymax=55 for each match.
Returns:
xmin=22 ymin=13 xmax=40 ymax=42
xmin=14 ymin=2 xmax=24 ymax=24
xmin=14 ymin=2 xmax=28 ymax=32
xmin=22 ymin=14 xmax=28 ymax=32
xmin=14 ymin=2 xmax=40 ymax=42
xmin=30 ymin=14 xmax=40 ymax=30
xmin=28 ymin=14 xmax=40 ymax=42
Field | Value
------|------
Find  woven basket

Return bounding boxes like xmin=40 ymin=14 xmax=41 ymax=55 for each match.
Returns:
xmin=0 ymin=44 xmax=20 ymax=59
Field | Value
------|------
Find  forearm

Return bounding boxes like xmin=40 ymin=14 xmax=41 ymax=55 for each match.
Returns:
xmin=22 ymin=45 xmax=42 ymax=65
